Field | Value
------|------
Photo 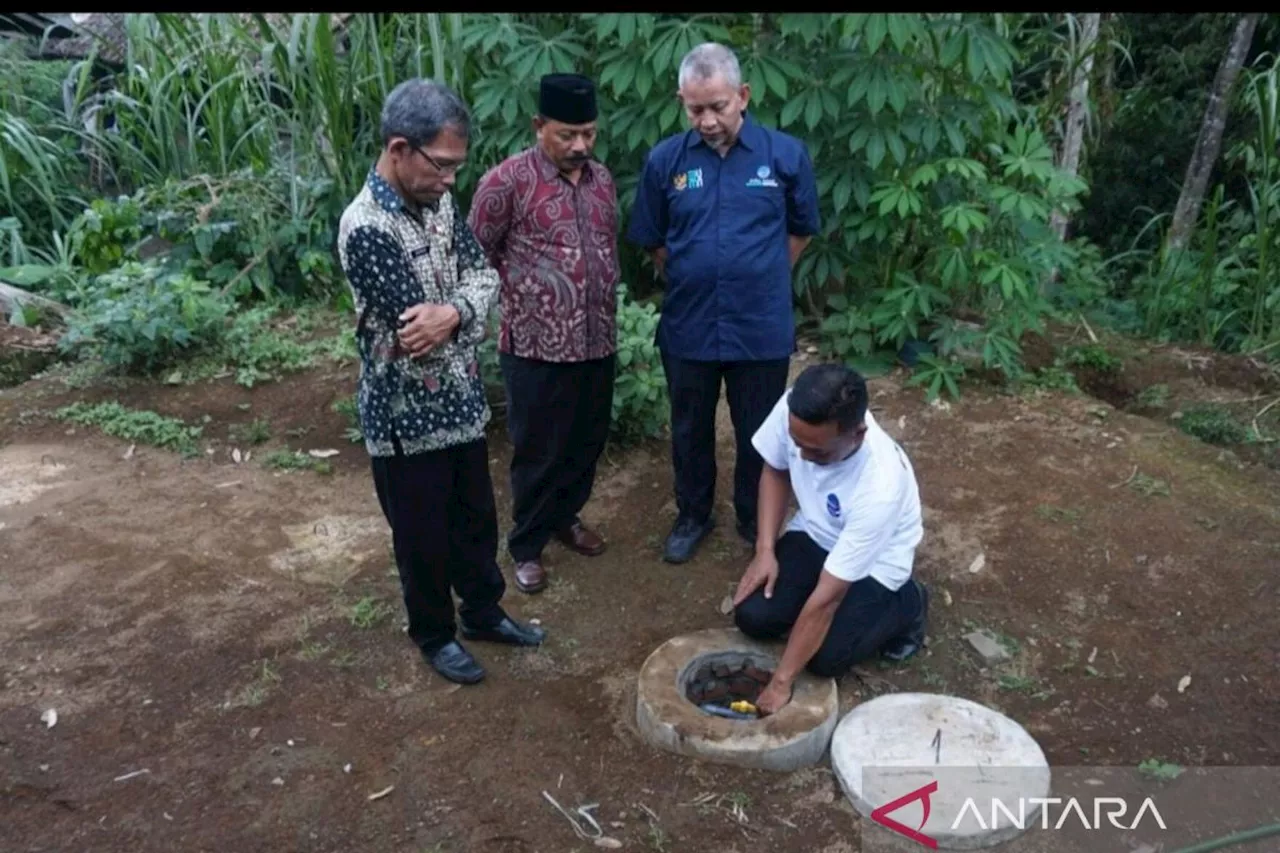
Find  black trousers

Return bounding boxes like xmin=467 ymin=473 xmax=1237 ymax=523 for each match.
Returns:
xmin=370 ymin=438 xmax=507 ymax=654
xmin=660 ymin=352 xmax=790 ymax=528
xmin=500 ymin=352 xmax=616 ymax=562
xmin=734 ymin=531 xmax=922 ymax=677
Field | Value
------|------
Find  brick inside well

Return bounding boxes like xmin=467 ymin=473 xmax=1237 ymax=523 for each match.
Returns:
xmin=684 ymin=656 xmax=774 ymax=708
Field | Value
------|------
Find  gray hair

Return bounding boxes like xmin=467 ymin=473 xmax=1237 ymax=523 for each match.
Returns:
xmin=380 ymin=78 xmax=471 ymax=148
xmin=677 ymin=42 xmax=742 ymax=89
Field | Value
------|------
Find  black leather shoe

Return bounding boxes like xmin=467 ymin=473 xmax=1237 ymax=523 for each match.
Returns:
xmin=881 ymin=580 xmax=930 ymax=663
xmin=663 ymin=515 xmax=714 ymax=564
xmin=460 ymin=616 xmax=546 ymax=647
xmin=425 ymin=641 xmax=485 ymax=684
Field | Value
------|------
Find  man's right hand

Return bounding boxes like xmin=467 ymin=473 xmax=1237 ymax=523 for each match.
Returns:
xmin=733 ymin=549 xmax=779 ymax=607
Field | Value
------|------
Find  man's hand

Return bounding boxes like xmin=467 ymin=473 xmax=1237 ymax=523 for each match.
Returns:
xmin=755 ymin=675 xmax=793 ymax=716
xmin=732 ymin=549 xmax=779 ymax=607
xmin=397 ymin=303 xmax=460 ymax=356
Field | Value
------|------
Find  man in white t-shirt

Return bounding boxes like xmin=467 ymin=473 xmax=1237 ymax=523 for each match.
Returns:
xmin=731 ymin=363 xmax=929 ymax=714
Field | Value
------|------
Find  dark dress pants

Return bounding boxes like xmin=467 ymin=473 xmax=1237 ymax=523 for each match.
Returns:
xmin=659 ymin=351 xmax=790 ymax=530
xmin=733 ymin=531 xmax=923 ymax=677
xmin=370 ymin=437 xmax=506 ymax=654
xmin=500 ymin=352 xmax=616 ymax=562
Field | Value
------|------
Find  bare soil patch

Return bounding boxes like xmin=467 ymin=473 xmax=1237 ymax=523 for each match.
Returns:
xmin=2 ymin=337 xmax=1278 ymax=852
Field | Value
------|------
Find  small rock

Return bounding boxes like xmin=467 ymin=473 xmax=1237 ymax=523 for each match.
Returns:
xmin=718 ymin=595 xmax=734 ymax=615
xmin=1177 ymin=675 xmax=1191 ymax=693
xmin=529 ymin=618 xmax=541 ymax=626
xmin=343 ymin=763 xmax=352 ymax=774
xmin=271 ymin=777 xmax=285 ymax=786
xmin=594 ymin=838 xmax=622 ymax=849
xmin=967 ymin=553 xmax=986 ymax=574
xmin=1147 ymin=693 xmax=1168 ymax=710
xmin=963 ymin=631 xmax=1010 ymax=664
xmin=248 ymin=727 xmax=261 ymax=740
xmin=806 ymin=345 xmax=818 ymax=354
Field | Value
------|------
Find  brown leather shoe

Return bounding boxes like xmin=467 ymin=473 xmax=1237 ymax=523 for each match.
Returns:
xmin=514 ymin=560 xmax=548 ymax=594
xmin=555 ymin=521 xmax=606 ymax=557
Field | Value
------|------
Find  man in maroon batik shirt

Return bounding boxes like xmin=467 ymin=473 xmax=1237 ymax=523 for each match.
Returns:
xmin=468 ymin=73 xmax=620 ymax=595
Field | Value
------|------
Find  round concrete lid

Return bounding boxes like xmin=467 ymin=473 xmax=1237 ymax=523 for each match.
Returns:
xmin=831 ymin=692 xmax=1051 ymax=850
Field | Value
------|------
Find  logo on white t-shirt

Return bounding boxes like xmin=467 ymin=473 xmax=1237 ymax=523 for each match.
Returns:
xmin=826 ymin=493 xmax=841 ymax=518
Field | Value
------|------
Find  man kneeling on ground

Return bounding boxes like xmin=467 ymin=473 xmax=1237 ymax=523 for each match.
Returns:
xmin=731 ymin=363 xmax=929 ymax=714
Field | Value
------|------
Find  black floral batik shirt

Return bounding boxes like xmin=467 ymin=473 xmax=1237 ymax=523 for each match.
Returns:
xmin=337 ymin=169 xmax=500 ymax=457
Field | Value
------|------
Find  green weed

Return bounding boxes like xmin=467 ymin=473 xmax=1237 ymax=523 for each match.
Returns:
xmin=54 ymin=401 xmax=203 ymax=456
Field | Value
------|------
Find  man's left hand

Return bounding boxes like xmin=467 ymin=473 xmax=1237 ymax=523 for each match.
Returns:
xmin=398 ymin=303 xmax=460 ymax=356
xmin=755 ymin=676 xmax=793 ymax=716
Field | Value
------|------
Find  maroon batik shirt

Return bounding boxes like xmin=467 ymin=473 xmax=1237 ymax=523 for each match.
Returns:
xmin=467 ymin=147 xmax=620 ymax=363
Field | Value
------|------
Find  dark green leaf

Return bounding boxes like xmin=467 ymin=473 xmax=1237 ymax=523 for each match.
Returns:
xmin=781 ymin=96 xmax=805 ymax=128
xmin=804 ymin=92 xmax=823 ymax=130
xmin=865 ymin=131 xmax=886 ymax=169
xmin=762 ymin=61 xmax=788 ymax=100
xmin=864 ymin=14 xmax=888 ymax=54
xmin=619 ymin=14 xmax=636 ymax=46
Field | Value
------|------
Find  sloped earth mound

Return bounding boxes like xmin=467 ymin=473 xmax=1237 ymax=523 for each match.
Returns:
xmin=1 ymin=336 xmax=1277 ymax=852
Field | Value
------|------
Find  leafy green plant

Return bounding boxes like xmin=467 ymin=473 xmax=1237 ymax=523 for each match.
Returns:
xmin=70 ymin=196 xmax=145 ymax=275
xmin=1062 ymin=343 xmax=1122 ymax=373
xmin=906 ymin=353 xmax=966 ymax=401
xmin=611 ymin=285 xmax=668 ymax=443
xmin=59 ymin=261 xmax=231 ymax=372
xmin=1177 ymin=403 xmax=1248 ymax=445
xmin=1137 ymin=758 xmax=1184 ymax=782
xmin=54 ymin=401 xmax=204 ymax=456
xmin=1134 ymin=383 xmax=1170 ymax=410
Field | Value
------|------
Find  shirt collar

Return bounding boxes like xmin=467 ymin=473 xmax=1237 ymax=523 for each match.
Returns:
xmin=685 ymin=111 xmax=762 ymax=153
xmin=365 ymin=166 xmax=441 ymax=216
xmin=533 ymin=145 xmax=596 ymax=184
xmin=366 ymin=167 xmax=404 ymax=213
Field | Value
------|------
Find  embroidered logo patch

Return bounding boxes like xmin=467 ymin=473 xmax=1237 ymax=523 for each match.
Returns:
xmin=826 ymin=493 xmax=841 ymax=518
xmin=746 ymin=164 xmax=780 ymax=188
xmin=673 ymin=168 xmax=704 ymax=191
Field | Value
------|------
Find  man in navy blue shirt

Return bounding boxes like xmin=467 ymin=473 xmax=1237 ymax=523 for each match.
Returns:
xmin=628 ymin=42 xmax=822 ymax=564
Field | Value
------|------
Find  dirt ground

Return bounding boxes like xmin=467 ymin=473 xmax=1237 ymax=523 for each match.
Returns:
xmin=2 ymin=328 xmax=1279 ymax=853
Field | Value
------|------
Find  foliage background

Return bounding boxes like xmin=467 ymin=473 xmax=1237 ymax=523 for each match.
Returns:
xmin=1 ymin=13 xmax=1278 ymax=434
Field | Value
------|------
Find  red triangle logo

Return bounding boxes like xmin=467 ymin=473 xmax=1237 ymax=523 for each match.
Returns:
xmin=869 ymin=780 xmax=939 ymax=849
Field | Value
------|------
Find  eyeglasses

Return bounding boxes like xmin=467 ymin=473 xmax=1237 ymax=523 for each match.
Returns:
xmin=414 ymin=147 xmax=465 ymax=175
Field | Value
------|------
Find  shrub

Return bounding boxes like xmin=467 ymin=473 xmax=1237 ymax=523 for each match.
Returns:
xmin=611 ymin=285 xmax=668 ymax=443
xmin=59 ymin=261 xmax=231 ymax=372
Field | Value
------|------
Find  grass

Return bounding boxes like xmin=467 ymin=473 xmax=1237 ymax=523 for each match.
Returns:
xmin=349 ymin=595 xmax=392 ymax=629
xmin=228 ymin=658 xmax=282 ymax=709
xmin=54 ymin=401 xmax=203 ymax=456
xmin=1035 ymin=504 xmax=1081 ymax=524
xmin=229 ymin=417 xmax=272 ymax=445
xmin=263 ymin=449 xmax=333 ymax=475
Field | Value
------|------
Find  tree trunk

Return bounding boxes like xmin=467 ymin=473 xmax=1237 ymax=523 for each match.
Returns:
xmin=1049 ymin=12 xmax=1101 ymax=245
xmin=1165 ymin=13 xmax=1261 ymax=253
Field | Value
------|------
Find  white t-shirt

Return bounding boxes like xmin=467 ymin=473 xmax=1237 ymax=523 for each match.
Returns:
xmin=751 ymin=390 xmax=923 ymax=590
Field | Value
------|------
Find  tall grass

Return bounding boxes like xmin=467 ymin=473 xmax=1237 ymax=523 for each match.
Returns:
xmin=1114 ymin=53 xmax=1280 ymax=353
xmin=0 ymin=13 xmax=468 ymax=257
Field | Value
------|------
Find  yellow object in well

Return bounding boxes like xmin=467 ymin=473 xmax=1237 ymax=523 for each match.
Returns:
xmin=730 ymin=700 xmax=758 ymax=715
